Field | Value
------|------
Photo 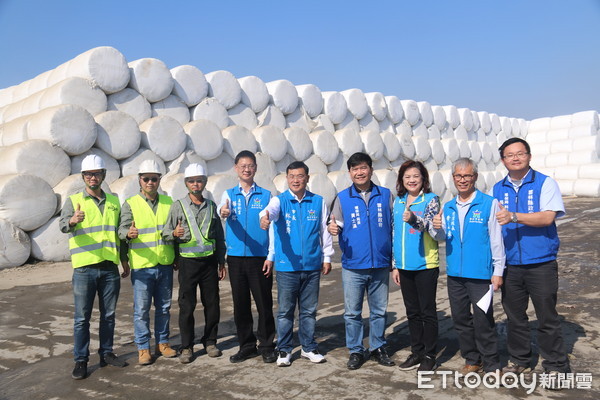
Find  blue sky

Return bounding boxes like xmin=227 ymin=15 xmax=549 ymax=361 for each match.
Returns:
xmin=1 ymin=0 xmax=598 ymax=120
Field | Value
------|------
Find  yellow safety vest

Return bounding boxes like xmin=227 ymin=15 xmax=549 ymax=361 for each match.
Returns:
xmin=126 ymin=194 xmax=175 ymax=269
xmin=68 ymin=192 xmax=120 ymax=268
xmin=178 ymin=199 xmax=216 ymax=258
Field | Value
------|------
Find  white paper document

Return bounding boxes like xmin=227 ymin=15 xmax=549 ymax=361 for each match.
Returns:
xmin=476 ymin=284 xmax=494 ymax=312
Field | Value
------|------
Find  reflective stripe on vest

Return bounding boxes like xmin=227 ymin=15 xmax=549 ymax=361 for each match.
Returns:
xmin=179 ymin=199 xmax=216 ymax=258
xmin=126 ymin=194 xmax=175 ymax=269
xmin=68 ymin=192 xmax=120 ymax=268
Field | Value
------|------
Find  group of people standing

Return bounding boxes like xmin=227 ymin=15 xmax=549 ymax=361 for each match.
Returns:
xmin=61 ymin=137 xmax=570 ymax=383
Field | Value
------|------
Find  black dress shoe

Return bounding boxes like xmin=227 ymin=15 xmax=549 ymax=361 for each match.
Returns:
xmin=71 ymin=361 xmax=87 ymax=380
xmin=100 ymin=352 xmax=127 ymax=368
xmin=347 ymin=352 xmax=365 ymax=370
xmin=261 ymin=349 xmax=278 ymax=364
xmin=370 ymin=347 xmax=395 ymax=367
xmin=229 ymin=348 xmax=259 ymax=363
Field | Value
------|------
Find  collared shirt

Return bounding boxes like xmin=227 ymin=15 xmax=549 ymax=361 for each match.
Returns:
xmin=508 ymin=169 xmax=565 ymax=218
xmin=330 ymin=182 xmax=394 ymax=229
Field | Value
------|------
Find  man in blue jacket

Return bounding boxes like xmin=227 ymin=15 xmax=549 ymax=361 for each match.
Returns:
xmin=328 ymin=152 xmax=395 ymax=370
xmin=433 ymin=158 xmax=505 ymax=375
xmin=260 ymin=161 xmax=333 ymax=367
xmin=493 ymin=138 xmax=570 ymax=377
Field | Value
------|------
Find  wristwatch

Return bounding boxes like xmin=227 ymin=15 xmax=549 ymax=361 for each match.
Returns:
xmin=511 ymin=212 xmax=518 ymax=223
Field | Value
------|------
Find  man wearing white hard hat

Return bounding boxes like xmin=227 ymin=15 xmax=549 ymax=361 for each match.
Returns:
xmin=118 ymin=160 xmax=177 ymax=366
xmin=59 ymin=154 xmax=129 ymax=380
xmin=162 ymin=163 xmax=226 ymax=364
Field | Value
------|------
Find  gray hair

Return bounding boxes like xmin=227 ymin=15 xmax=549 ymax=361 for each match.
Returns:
xmin=452 ymin=158 xmax=478 ymax=175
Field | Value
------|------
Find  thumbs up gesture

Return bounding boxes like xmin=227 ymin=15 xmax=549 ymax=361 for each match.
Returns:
xmin=496 ymin=202 xmax=512 ymax=225
xmin=260 ymin=210 xmax=271 ymax=230
xmin=174 ymin=218 xmax=185 ymax=238
xmin=433 ymin=209 xmax=443 ymax=230
xmin=220 ymin=199 xmax=231 ymax=218
xmin=70 ymin=203 xmax=85 ymax=226
xmin=128 ymin=220 xmax=139 ymax=239
xmin=403 ymin=207 xmax=414 ymax=223
xmin=328 ymin=215 xmax=340 ymax=236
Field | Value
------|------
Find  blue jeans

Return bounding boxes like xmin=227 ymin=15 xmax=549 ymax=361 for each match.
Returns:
xmin=72 ymin=262 xmax=121 ymax=362
xmin=276 ymin=270 xmax=321 ymax=353
xmin=131 ymin=265 xmax=174 ymax=350
xmin=342 ymin=267 xmax=390 ymax=353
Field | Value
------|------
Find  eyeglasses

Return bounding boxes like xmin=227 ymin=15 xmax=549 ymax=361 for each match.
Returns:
xmin=141 ymin=177 xmax=158 ymax=183
xmin=82 ymin=172 xmax=103 ymax=178
xmin=503 ymin=152 xmax=529 ymax=159
xmin=237 ymin=164 xmax=256 ymax=170
xmin=186 ymin=178 xmax=205 ymax=184
xmin=453 ymin=174 xmax=475 ymax=181
xmin=287 ymin=174 xmax=307 ymax=181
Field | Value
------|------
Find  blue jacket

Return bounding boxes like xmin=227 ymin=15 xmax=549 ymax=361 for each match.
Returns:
xmin=225 ymin=185 xmax=270 ymax=257
xmin=492 ymin=169 xmax=560 ymax=265
xmin=337 ymin=184 xmax=392 ymax=270
xmin=393 ymin=192 xmax=439 ymax=271
xmin=444 ymin=190 xmax=494 ymax=280
xmin=273 ymin=190 xmax=324 ymax=272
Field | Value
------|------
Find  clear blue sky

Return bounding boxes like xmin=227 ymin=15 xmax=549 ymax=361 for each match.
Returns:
xmin=1 ymin=0 xmax=598 ymax=121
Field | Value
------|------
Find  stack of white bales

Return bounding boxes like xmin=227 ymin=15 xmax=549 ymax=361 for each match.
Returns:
xmin=3 ymin=45 xmax=594 ymax=269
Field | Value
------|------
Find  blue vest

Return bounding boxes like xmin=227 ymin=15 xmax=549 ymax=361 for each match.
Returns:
xmin=393 ymin=192 xmax=440 ymax=271
xmin=492 ymin=169 xmax=560 ymax=265
xmin=225 ymin=185 xmax=270 ymax=257
xmin=273 ymin=190 xmax=324 ymax=272
xmin=337 ymin=184 xmax=392 ymax=270
xmin=444 ymin=190 xmax=494 ymax=280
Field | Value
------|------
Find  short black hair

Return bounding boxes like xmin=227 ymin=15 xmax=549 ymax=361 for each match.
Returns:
xmin=234 ymin=150 xmax=256 ymax=164
xmin=498 ymin=138 xmax=531 ymax=158
xmin=286 ymin=161 xmax=309 ymax=175
xmin=347 ymin=152 xmax=372 ymax=170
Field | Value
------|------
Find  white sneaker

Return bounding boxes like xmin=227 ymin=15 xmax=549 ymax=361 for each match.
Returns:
xmin=276 ymin=351 xmax=291 ymax=367
xmin=301 ymin=349 xmax=326 ymax=364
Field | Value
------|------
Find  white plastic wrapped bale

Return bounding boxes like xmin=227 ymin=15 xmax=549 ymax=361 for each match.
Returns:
xmin=309 ymin=129 xmax=339 ymax=165
xmin=327 ymin=153 xmax=349 ymax=173
xmin=568 ymin=150 xmax=598 ymax=165
xmin=401 ymin=100 xmax=420 ymax=126
xmin=430 ymin=105 xmax=447 ymax=130
xmin=191 ymin=97 xmax=229 ymax=129
xmin=307 ymin=173 xmax=337 ymax=209
xmin=424 ymin=158 xmax=439 ymax=173
xmin=440 ymin=138 xmax=460 ymax=163
xmin=365 ymin=92 xmax=387 ymax=122
xmin=29 ymin=216 xmax=70 ymax=262
xmin=397 ymin=132 xmax=416 ymax=159
xmin=479 ymin=141 xmax=493 ymax=164
xmin=379 ymin=117 xmax=396 ymax=134
xmin=412 ymin=122 xmax=429 ymax=138
xmin=468 ymin=141 xmax=482 ymax=164
xmin=160 ymin=173 xmax=188 ymax=200
xmin=334 ymin=128 xmax=362 ymax=157
xmin=381 ymin=130 xmax=401 ymax=162
xmin=579 ymin=164 xmax=600 ymax=179
xmin=266 ymin=80 xmax=298 ymax=115
xmin=373 ymin=169 xmax=397 ymax=191
xmin=358 ymin=114 xmax=380 ymax=133
xmin=554 ymin=165 xmax=580 ymax=181
xmin=0 ymin=140 xmax=70 ymax=187
xmin=443 ymin=105 xmax=460 ymax=129
xmin=490 ymin=113 xmax=502 ymax=134
xmin=373 ymin=157 xmax=392 ymax=170
xmin=412 ymin=136 xmax=431 ymax=162
xmin=94 ymin=110 xmax=141 ymax=160
xmin=304 ymin=154 xmax=329 ymax=175
xmin=427 ymin=125 xmax=441 ymax=140
xmin=296 ymin=84 xmax=324 ymax=118
xmin=430 ymin=171 xmax=446 ymax=197
xmin=275 ymin=154 xmax=294 ymax=174
xmin=341 ymin=88 xmax=369 ymax=120
xmin=255 ymin=152 xmax=278 ymax=180
xmin=252 ymin=126 xmax=287 ymax=162
xmin=454 ymin=125 xmax=468 ymax=141
xmin=71 ymin=148 xmax=121 ymax=184
xmin=285 ymin=106 xmax=313 ymax=133
xmin=0 ymin=174 xmax=56 ymax=231
xmin=184 ymin=119 xmax=224 ymax=160
xmin=0 ymin=114 xmax=29 ymax=146
xmin=456 ymin=108 xmax=473 ymax=132
xmin=417 ymin=101 xmax=434 ymax=127
xmin=107 ymin=88 xmax=151 ymax=124
xmin=499 ymin=116 xmax=512 ymax=138
xmin=571 ymin=110 xmax=599 ymax=129
xmin=428 ymin=139 xmax=445 ymax=165
xmin=568 ymin=124 xmax=598 ymax=139
xmin=440 ymin=125 xmax=454 ymax=139
xmin=254 ymin=172 xmax=279 ymax=195
xmin=475 ymin=172 xmax=487 ymax=193
xmin=139 ymin=116 xmax=186 ymax=162
xmin=205 ymin=173 xmax=239 ymax=203
xmin=439 ymin=170 xmax=456 ymax=196
xmin=359 ymin=130 xmax=384 ymax=161
xmin=544 ymin=153 xmax=568 ymax=168
xmin=25 ymin=104 xmax=97 ymax=156
xmin=321 ymin=91 xmax=348 ymax=125
xmin=207 ymin=151 xmax=236 ymax=176
xmin=557 ymin=180 xmax=575 ymax=196
xmin=53 ymin=173 xmax=112 ymax=214
xmin=206 ymin=70 xmax=242 ymax=110
xmin=525 ymin=130 xmax=547 ymax=145
xmin=164 ymin=150 xmax=207 ymax=178
xmin=119 ymin=148 xmax=166 ymax=177
xmin=110 ymin=175 xmax=147 ymax=205
xmin=573 ymin=179 xmax=600 ymax=197
xmin=528 ymin=117 xmax=551 ymax=133
xmin=394 ymin=119 xmax=411 ymax=136
xmin=128 ymin=58 xmax=174 ymax=103
xmin=327 ymin=170 xmax=352 ymax=192
xmin=239 ymin=76 xmax=270 ymax=113
xmin=335 ymin=113 xmax=360 ymax=134
xmin=222 ymin=125 xmax=258 ymax=159
xmin=385 ymin=96 xmax=404 ymax=124
xmin=273 ymin=173 xmax=288 ymax=194
xmin=284 ymin=127 xmax=313 ymax=161
xmin=256 ymin=105 xmax=286 ymax=130
xmin=510 ymin=118 xmax=521 ymax=138
xmin=227 ymin=103 xmax=258 ymax=131
xmin=0 ymin=218 xmax=31 ymax=269
xmin=151 ymin=94 xmax=190 ymax=126
xmin=312 ymin=114 xmax=335 ymax=133
xmin=457 ymin=140 xmax=471 ymax=158
xmin=478 ymin=111 xmax=492 ymax=134
xmin=35 ymin=77 xmax=107 ymax=119
xmin=170 ymin=65 xmax=208 ymax=107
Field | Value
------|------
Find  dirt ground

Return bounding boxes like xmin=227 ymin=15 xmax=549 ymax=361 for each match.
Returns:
xmin=0 ymin=197 xmax=598 ymax=400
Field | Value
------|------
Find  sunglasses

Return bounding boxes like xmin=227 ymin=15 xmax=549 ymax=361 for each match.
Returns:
xmin=141 ymin=177 xmax=159 ymax=183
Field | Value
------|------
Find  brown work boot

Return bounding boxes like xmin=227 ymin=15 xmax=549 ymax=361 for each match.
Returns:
xmin=156 ymin=343 xmax=177 ymax=358
xmin=138 ymin=349 xmax=153 ymax=365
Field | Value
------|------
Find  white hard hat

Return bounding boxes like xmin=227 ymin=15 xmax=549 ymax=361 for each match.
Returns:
xmin=184 ymin=163 xmax=206 ymax=178
xmin=81 ymin=154 xmax=105 ymax=171
xmin=138 ymin=159 xmax=162 ymax=175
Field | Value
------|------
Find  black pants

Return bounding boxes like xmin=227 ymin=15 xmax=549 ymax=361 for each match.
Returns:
xmin=399 ymin=268 xmax=439 ymax=358
xmin=502 ymin=260 xmax=570 ymax=372
xmin=177 ymin=255 xmax=220 ymax=350
xmin=447 ymin=276 xmax=500 ymax=372
xmin=228 ymin=256 xmax=275 ymax=352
